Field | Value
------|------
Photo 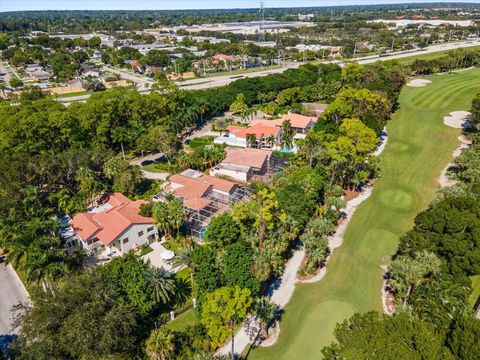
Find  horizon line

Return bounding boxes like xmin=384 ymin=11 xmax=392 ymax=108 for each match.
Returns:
xmin=2 ymin=2 xmax=480 ymax=14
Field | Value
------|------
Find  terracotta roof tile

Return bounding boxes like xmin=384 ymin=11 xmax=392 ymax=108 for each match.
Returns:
xmin=183 ymin=197 xmax=212 ymax=210
xmin=223 ymin=148 xmax=271 ymax=169
xmin=277 ymin=114 xmax=317 ymax=129
xmin=71 ymin=193 xmax=154 ymax=246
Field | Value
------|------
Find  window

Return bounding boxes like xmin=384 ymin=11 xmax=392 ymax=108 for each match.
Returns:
xmin=138 ymin=231 xmax=144 ymax=237
xmin=147 ymin=226 xmax=154 ymax=232
xmin=87 ymin=237 xmax=98 ymax=245
xmin=123 ymin=237 xmax=129 ymax=244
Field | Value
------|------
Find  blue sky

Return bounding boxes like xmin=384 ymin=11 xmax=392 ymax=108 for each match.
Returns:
xmin=1 ymin=1 xmax=479 ymax=12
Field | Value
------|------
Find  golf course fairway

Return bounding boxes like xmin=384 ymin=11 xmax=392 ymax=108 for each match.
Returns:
xmin=250 ymin=68 xmax=480 ymax=359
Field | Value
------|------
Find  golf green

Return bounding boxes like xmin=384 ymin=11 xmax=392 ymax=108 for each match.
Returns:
xmin=250 ymin=68 xmax=480 ymax=359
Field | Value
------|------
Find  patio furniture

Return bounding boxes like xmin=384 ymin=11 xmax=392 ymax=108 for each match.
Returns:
xmin=160 ymin=250 xmax=175 ymax=263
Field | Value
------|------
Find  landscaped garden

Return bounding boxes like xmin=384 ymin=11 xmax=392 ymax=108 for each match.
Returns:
xmin=251 ymin=67 xmax=480 ymax=359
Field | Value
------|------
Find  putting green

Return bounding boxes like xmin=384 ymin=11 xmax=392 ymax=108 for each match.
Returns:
xmin=251 ymin=68 xmax=480 ymax=359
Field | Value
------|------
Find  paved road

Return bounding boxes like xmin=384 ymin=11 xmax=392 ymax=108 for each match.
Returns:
xmin=0 ymin=62 xmax=12 ymax=86
xmin=0 ymin=263 xmax=29 ymax=336
xmin=177 ymin=63 xmax=298 ymax=90
xmin=101 ymin=67 xmax=154 ymax=86
xmin=53 ymin=40 xmax=480 ymax=105
xmin=179 ymin=40 xmax=480 ymax=90
xmin=357 ymin=40 xmax=480 ymax=65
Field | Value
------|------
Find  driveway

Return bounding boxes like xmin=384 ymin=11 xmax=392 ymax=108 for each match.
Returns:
xmin=0 ymin=263 xmax=29 ymax=343
xmin=129 ymin=152 xmax=165 ymax=167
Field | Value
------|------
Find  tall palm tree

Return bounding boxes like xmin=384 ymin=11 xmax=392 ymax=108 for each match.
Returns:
xmin=246 ymin=133 xmax=257 ymax=148
xmin=166 ymin=197 xmax=185 ymax=238
xmin=111 ymin=126 xmax=130 ymax=160
xmin=253 ymin=296 xmax=278 ymax=339
xmin=153 ymin=196 xmax=184 ymax=239
xmin=153 ymin=202 xmax=170 ymax=238
xmin=280 ymin=119 xmax=294 ymax=150
xmin=145 ymin=266 xmax=176 ymax=304
xmin=173 ymin=249 xmax=195 ymax=296
xmin=265 ymin=135 xmax=276 ymax=149
xmin=146 ymin=328 xmax=175 ymax=360
xmin=24 ymin=235 xmax=73 ymax=292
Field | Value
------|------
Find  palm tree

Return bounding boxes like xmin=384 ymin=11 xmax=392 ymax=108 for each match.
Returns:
xmin=153 ymin=196 xmax=185 ymax=239
xmin=153 ymin=202 xmax=170 ymax=238
xmin=167 ymin=197 xmax=185 ymax=238
xmin=173 ymin=249 xmax=195 ymax=296
xmin=388 ymin=251 xmax=441 ymax=308
xmin=145 ymin=266 xmax=176 ymax=304
xmin=252 ymin=249 xmax=283 ymax=282
xmin=265 ymin=135 xmax=276 ymax=149
xmin=176 ymin=150 xmax=191 ymax=170
xmin=24 ymin=235 xmax=73 ymax=292
xmin=280 ymin=119 xmax=294 ymax=150
xmin=111 ymin=126 xmax=130 ymax=160
xmin=146 ymin=328 xmax=175 ymax=360
xmin=172 ymin=277 xmax=191 ymax=306
xmin=246 ymin=133 xmax=257 ymax=148
xmin=253 ymin=296 xmax=278 ymax=339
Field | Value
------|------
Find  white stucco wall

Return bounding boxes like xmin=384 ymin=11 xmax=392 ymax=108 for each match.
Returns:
xmin=211 ymin=168 xmax=248 ymax=182
xmin=114 ymin=224 xmax=159 ymax=253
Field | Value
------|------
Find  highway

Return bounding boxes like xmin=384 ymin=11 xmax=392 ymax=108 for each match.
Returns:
xmin=357 ymin=40 xmax=480 ymax=64
xmin=0 ymin=263 xmax=29 ymax=338
xmin=178 ymin=40 xmax=480 ymax=90
xmin=54 ymin=39 xmax=480 ymax=104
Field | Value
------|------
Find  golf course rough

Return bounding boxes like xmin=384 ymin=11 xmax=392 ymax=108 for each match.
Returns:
xmin=250 ymin=68 xmax=480 ymax=360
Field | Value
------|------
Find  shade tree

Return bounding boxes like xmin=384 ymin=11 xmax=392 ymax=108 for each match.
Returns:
xmin=201 ymin=286 xmax=252 ymax=358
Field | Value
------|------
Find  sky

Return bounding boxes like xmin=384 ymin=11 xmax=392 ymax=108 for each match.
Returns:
xmin=1 ymin=0 xmax=479 ymax=12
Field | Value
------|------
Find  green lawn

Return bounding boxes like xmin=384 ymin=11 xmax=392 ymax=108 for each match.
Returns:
xmin=203 ymin=64 xmax=281 ymax=78
xmin=166 ymin=308 xmax=197 ymax=331
xmin=469 ymin=275 xmax=480 ymax=307
xmin=53 ymin=90 xmax=89 ymax=99
xmin=250 ymin=68 xmax=480 ymax=359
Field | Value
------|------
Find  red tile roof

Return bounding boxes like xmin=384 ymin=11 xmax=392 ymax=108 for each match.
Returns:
xmin=234 ymin=125 xmax=281 ymax=139
xmin=223 ymin=148 xmax=271 ymax=169
xmin=169 ymin=174 xmax=212 ymax=199
xmin=277 ymin=114 xmax=317 ymax=129
xmin=183 ymin=197 xmax=212 ymax=210
xmin=71 ymin=193 xmax=153 ymax=246
xmin=199 ymin=174 xmax=237 ymax=193
xmin=226 ymin=125 xmax=246 ymax=133
xmin=212 ymin=53 xmax=234 ymax=61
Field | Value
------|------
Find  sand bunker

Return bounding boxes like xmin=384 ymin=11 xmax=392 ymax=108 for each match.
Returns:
xmin=406 ymin=79 xmax=432 ymax=87
xmin=438 ymin=135 xmax=472 ymax=188
xmin=443 ymin=111 xmax=471 ymax=129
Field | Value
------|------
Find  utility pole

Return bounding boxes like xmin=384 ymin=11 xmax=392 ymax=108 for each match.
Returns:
xmin=390 ymin=36 xmax=395 ymax=53
xmin=353 ymin=42 xmax=357 ymax=58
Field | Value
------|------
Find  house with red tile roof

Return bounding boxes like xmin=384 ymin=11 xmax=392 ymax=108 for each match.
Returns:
xmin=214 ymin=113 xmax=316 ymax=149
xmin=163 ymin=169 xmax=238 ymax=211
xmin=161 ymin=169 xmax=245 ymax=240
xmin=210 ymin=148 xmax=272 ymax=182
xmin=70 ymin=193 xmax=158 ymax=256
xmin=215 ymin=123 xmax=282 ymax=148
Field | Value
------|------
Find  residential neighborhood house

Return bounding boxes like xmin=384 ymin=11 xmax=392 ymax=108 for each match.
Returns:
xmin=214 ymin=113 xmax=317 ymax=150
xmin=210 ymin=147 xmax=273 ymax=182
xmin=68 ymin=193 xmax=158 ymax=257
xmin=161 ymin=169 xmax=252 ymax=239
